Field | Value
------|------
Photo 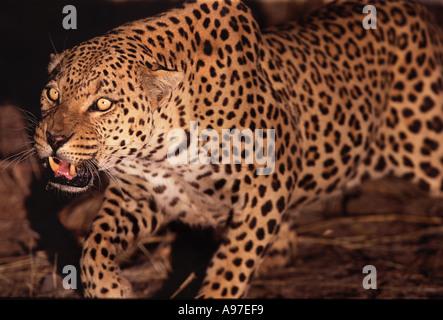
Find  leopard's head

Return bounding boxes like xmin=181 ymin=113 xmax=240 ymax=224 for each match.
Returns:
xmin=34 ymin=36 xmax=183 ymax=193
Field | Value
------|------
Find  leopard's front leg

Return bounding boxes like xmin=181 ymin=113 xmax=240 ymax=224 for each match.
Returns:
xmin=197 ymin=203 xmax=284 ymax=298
xmin=80 ymin=186 xmax=161 ymax=298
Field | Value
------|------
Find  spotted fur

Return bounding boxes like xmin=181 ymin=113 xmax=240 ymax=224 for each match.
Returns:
xmin=34 ymin=0 xmax=443 ymax=298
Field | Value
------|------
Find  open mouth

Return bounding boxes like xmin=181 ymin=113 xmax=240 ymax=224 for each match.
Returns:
xmin=43 ymin=156 xmax=93 ymax=190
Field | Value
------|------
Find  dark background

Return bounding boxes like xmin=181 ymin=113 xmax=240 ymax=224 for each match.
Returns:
xmin=0 ymin=0 xmax=182 ymax=116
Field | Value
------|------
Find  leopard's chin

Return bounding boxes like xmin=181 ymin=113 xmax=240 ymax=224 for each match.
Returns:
xmin=42 ymin=156 xmax=95 ymax=193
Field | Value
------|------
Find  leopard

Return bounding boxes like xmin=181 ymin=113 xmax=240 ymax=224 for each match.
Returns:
xmin=34 ymin=0 xmax=443 ymax=298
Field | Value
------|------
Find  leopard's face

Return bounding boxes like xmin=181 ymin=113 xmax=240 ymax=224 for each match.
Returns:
xmin=34 ymin=45 xmax=157 ymax=193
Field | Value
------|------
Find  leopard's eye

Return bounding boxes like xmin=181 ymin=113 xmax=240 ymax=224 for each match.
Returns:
xmin=47 ymin=88 xmax=59 ymax=102
xmin=95 ymin=98 xmax=113 ymax=111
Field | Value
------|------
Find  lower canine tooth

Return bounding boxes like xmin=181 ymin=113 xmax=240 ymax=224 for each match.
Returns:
xmin=69 ymin=164 xmax=77 ymax=176
xmin=48 ymin=157 xmax=60 ymax=173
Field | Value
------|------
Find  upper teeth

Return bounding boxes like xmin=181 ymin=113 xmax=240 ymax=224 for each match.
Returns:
xmin=48 ymin=156 xmax=60 ymax=173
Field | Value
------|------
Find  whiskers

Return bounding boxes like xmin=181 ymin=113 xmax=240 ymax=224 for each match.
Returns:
xmin=102 ymin=166 xmax=124 ymax=195
xmin=81 ymin=158 xmax=108 ymax=192
xmin=85 ymin=155 xmax=124 ymax=195
xmin=92 ymin=143 xmax=150 ymax=193
xmin=17 ymin=107 xmax=39 ymax=127
xmin=4 ymin=107 xmax=39 ymax=140
xmin=0 ymin=105 xmax=40 ymax=176
xmin=0 ymin=147 xmax=38 ymax=174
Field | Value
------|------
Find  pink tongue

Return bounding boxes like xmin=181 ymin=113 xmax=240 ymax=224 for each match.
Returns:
xmin=55 ymin=160 xmax=74 ymax=180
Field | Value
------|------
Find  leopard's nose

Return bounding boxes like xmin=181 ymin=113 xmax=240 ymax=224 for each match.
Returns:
xmin=46 ymin=131 xmax=70 ymax=152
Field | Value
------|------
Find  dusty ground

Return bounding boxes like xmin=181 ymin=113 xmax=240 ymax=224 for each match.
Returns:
xmin=1 ymin=0 xmax=443 ymax=299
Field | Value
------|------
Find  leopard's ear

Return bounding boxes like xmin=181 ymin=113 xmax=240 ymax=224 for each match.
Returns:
xmin=48 ymin=52 xmax=65 ymax=75
xmin=138 ymin=66 xmax=184 ymax=109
